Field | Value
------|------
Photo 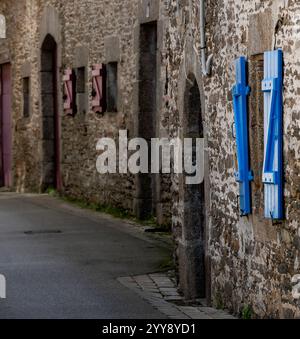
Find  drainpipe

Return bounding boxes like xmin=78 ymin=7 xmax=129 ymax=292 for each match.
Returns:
xmin=200 ymin=0 xmax=213 ymax=76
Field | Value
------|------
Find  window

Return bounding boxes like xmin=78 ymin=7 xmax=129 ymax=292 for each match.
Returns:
xmin=76 ymin=67 xmax=85 ymax=94
xmin=249 ymin=54 xmax=264 ymax=217
xmin=106 ymin=62 xmax=118 ymax=112
xmin=23 ymin=77 xmax=30 ymax=118
xmin=75 ymin=67 xmax=86 ymax=114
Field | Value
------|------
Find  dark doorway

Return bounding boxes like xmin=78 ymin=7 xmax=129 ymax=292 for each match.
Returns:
xmin=180 ymin=76 xmax=206 ymax=300
xmin=0 ymin=63 xmax=12 ymax=188
xmin=41 ymin=34 xmax=60 ymax=191
xmin=136 ymin=21 xmax=157 ymax=219
xmin=106 ymin=62 xmax=118 ymax=113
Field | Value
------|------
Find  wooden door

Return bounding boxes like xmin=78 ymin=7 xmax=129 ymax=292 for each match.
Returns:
xmin=0 ymin=63 xmax=12 ymax=187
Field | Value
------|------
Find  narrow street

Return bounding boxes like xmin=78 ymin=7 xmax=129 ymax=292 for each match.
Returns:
xmin=2 ymin=0 xmax=299 ymax=320
xmin=0 ymin=193 xmax=171 ymax=319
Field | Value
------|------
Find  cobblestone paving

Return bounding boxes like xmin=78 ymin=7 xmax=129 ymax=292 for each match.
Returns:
xmin=118 ymin=273 xmax=236 ymax=319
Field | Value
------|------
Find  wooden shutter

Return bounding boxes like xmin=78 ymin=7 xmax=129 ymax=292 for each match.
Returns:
xmin=63 ymin=68 xmax=76 ymax=116
xmin=262 ymin=50 xmax=284 ymax=220
xmin=92 ymin=64 xmax=106 ymax=113
xmin=232 ymin=56 xmax=253 ymax=216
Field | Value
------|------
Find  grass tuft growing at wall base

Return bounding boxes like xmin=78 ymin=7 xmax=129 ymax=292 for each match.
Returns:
xmin=47 ymin=189 xmax=171 ymax=232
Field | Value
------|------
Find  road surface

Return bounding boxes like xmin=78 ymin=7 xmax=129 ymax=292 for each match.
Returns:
xmin=0 ymin=193 xmax=171 ymax=319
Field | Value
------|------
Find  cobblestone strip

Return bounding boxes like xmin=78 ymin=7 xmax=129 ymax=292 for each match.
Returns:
xmin=117 ymin=273 xmax=236 ymax=319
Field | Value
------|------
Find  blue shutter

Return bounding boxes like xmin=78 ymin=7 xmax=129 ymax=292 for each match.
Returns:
xmin=232 ymin=57 xmax=253 ymax=216
xmin=262 ymin=50 xmax=283 ymax=220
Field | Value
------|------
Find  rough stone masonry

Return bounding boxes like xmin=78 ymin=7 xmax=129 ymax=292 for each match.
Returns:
xmin=0 ymin=0 xmax=300 ymax=318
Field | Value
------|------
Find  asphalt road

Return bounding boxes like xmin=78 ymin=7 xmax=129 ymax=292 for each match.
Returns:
xmin=0 ymin=193 xmax=171 ymax=319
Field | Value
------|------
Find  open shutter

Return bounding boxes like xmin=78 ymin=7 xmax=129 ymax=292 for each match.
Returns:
xmin=262 ymin=50 xmax=283 ymax=220
xmin=63 ymin=68 xmax=76 ymax=116
xmin=232 ymin=56 xmax=253 ymax=216
xmin=92 ymin=64 xmax=106 ymax=113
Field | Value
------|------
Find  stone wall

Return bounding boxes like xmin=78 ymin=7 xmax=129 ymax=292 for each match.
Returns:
xmin=1 ymin=0 xmax=300 ymax=318
xmin=57 ymin=0 xmax=138 ymax=211
xmin=208 ymin=0 xmax=300 ymax=319
xmin=0 ymin=0 xmax=139 ymax=212
xmin=164 ymin=0 xmax=300 ymax=318
xmin=0 ymin=0 xmax=174 ymax=222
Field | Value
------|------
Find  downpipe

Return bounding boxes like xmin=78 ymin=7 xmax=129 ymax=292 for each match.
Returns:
xmin=200 ymin=0 xmax=213 ymax=76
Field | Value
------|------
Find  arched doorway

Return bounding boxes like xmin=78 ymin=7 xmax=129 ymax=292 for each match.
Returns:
xmin=41 ymin=34 xmax=60 ymax=191
xmin=179 ymin=75 xmax=206 ymax=300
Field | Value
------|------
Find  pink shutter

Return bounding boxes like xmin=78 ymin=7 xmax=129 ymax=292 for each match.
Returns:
xmin=63 ymin=68 xmax=74 ymax=115
xmin=92 ymin=64 xmax=106 ymax=113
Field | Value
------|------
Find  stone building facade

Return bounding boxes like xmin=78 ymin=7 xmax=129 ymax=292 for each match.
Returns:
xmin=0 ymin=0 xmax=300 ymax=318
